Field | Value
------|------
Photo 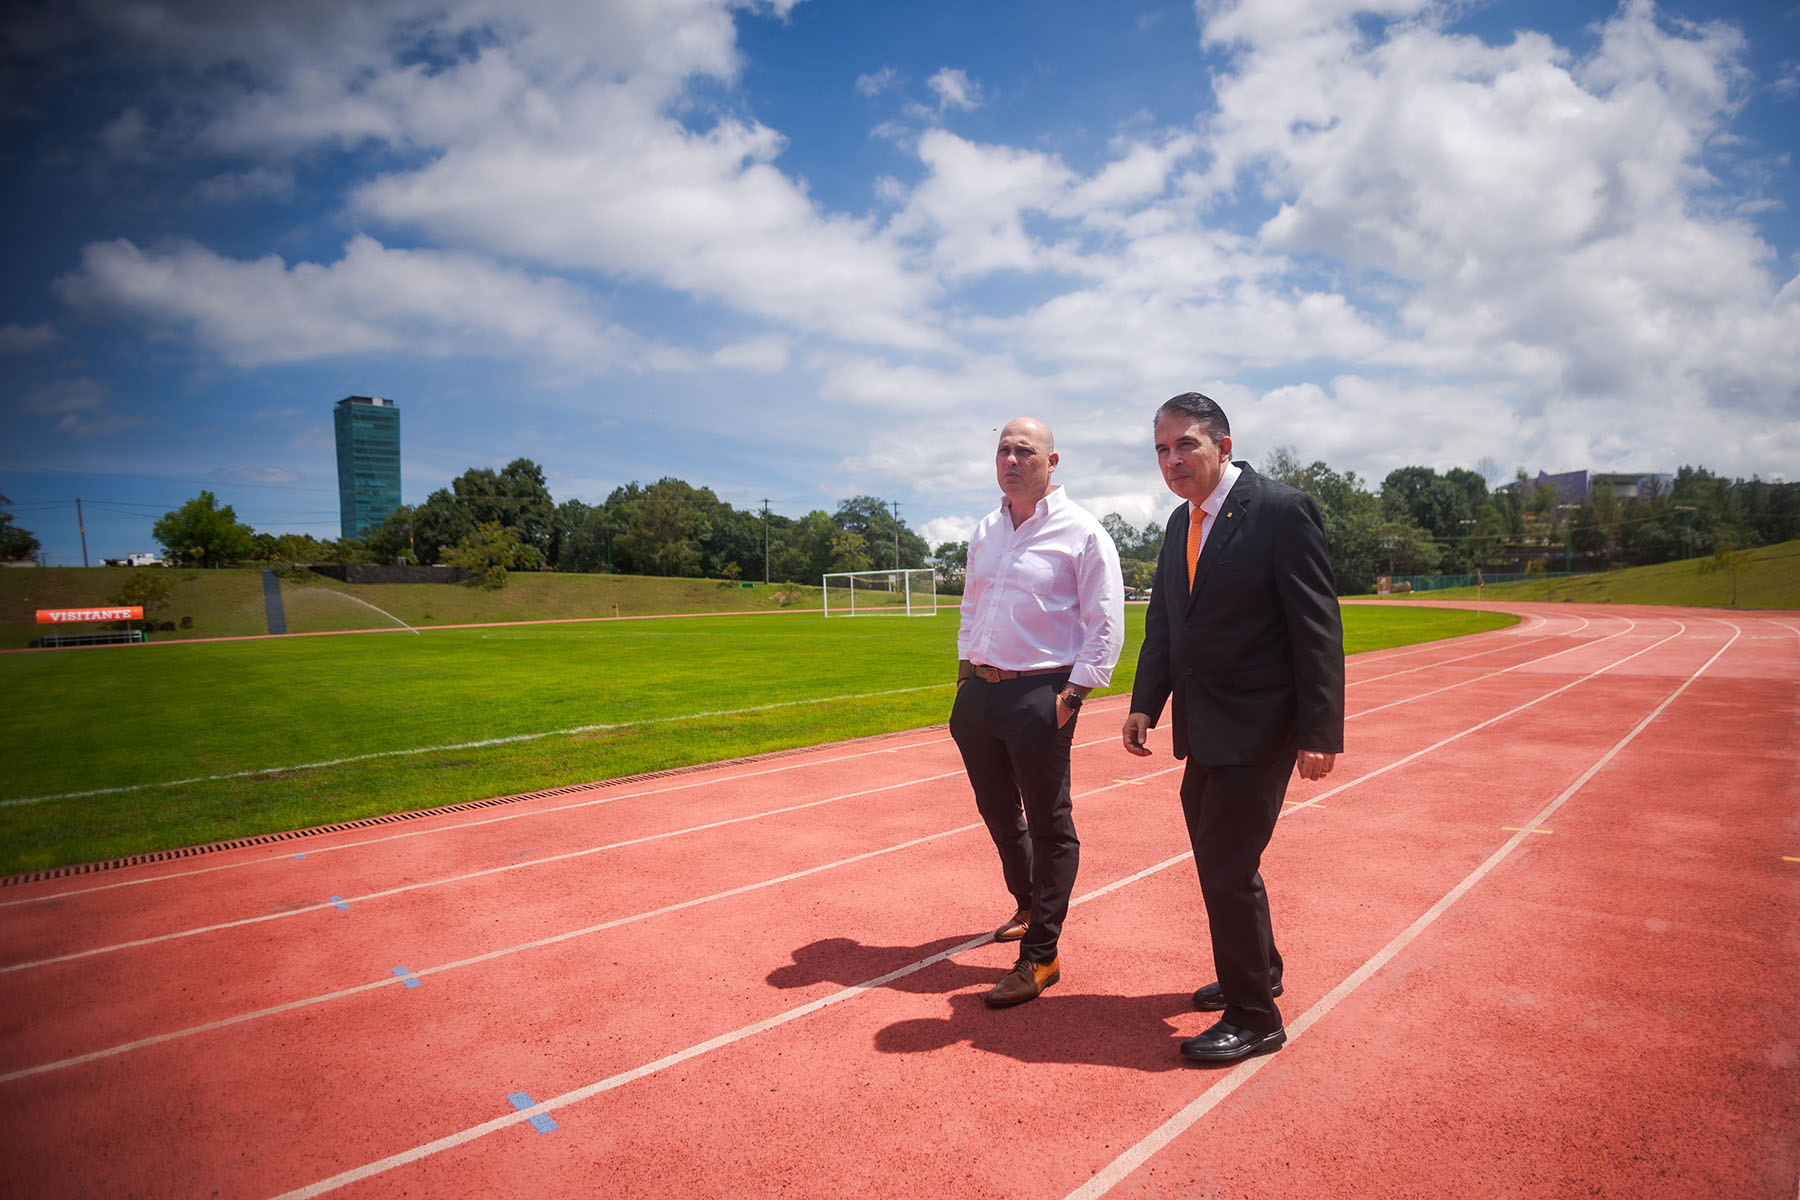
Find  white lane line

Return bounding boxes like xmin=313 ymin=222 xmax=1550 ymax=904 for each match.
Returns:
xmin=1347 ymin=618 xmax=1644 ymax=720
xmin=0 ymin=714 xmax=1126 ymax=967
xmin=0 ymin=619 xmax=1664 ymax=975
xmin=1065 ymin=620 xmax=1742 ymax=1200
xmin=2 ymin=697 xmax=1132 ymax=909
xmin=0 ymin=764 xmax=1183 ymax=1086
xmin=264 ymin=799 xmax=1193 ymax=1200
xmin=1 ymin=682 xmax=958 ymax=809
xmin=258 ymin=617 xmax=1702 ymax=1199
xmin=1346 ymin=615 xmax=1598 ymax=689
xmin=0 ymin=765 xmax=964 ymax=974
xmin=0 ymin=732 xmax=958 ymax=908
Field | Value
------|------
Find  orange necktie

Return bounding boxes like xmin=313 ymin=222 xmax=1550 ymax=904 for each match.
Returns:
xmin=1186 ymin=507 xmax=1205 ymax=587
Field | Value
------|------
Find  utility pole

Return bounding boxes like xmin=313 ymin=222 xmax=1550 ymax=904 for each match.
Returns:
xmin=761 ymin=499 xmax=771 ymax=585
xmin=891 ymin=500 xmax=901 ymax=571
xmin=76 ymin=497 xmax=89 ymax=568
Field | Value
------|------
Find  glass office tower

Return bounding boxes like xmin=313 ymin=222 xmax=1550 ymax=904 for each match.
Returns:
xmin=333 ymin=396 xmax=401 ymax=540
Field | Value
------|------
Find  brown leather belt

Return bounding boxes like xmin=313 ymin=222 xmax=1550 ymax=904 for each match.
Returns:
xmin=970 ymin=664 xmax=1068 ymax=683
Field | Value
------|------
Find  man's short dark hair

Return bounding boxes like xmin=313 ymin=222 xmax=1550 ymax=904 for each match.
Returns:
xmin=1156 ymin=392 xmax=1230 ymax=441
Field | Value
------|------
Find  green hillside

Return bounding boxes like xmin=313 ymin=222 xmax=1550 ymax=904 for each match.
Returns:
xmin=1384 ymin=539 xmax=1799 ymax=609
xmin=0 ymin=567 xmax=825 ymax=648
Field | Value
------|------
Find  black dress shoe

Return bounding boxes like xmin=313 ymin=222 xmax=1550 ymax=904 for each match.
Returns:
xmin=1192 ymin=980 xmax=1282 ymax=1012
xmin=1179 ymin=1020 xmax=1286 ymax=1063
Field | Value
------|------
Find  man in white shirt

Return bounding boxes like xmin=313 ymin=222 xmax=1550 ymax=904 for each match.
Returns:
xmin=952 ymin=416 xmax=1125 ymax=1007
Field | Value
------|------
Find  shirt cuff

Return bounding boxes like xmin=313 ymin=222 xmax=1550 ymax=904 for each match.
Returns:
xmin=1068 ymin=663 xmax=1112 ymax=690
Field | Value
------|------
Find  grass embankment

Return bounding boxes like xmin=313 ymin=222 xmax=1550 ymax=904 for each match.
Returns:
xmin=0 ymin=567 xmax=824 ymax=647
xmin=1387 ymin=539 xmax=1800 ymax=609
xmin=0 ymin=604 xmax=1515 ymax=875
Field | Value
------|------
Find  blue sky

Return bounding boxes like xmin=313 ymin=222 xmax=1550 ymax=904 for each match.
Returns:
xmin=3 ymin=0 xmax=1796 ymax=566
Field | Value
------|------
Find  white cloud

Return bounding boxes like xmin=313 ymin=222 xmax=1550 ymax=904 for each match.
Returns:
xmin=20 ymin=377 xmax=107 ymax=414
xmin=0 ymin=323 xmax=58 ymax=353
xmin=193 ymin=166 xmax=295 ymax=204
xmin=212 ymin=465 xmax=303 ymax=484
xmin=710 ymin=335 xmax=790 ymax=373
xmin=54 ymin=235 xmax=641 ymax=369
xmin=856 ymin=67 xmax=898 ymax=97
xmin=927 ymin=67 xmax=983 ymax=111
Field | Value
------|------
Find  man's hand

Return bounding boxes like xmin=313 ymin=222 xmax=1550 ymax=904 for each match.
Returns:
xmin=1122 ymin=712 xmax=1153 ymax=756
xmin=1295 ymin=749 xmax=1335 ymax=781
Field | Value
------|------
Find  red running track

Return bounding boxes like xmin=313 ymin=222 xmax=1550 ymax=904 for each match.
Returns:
xmin=0 ymin=602 xmax=1795 ymax=1198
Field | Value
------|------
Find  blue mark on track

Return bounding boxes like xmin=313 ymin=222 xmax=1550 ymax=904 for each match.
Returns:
xmin=391 ymin=965 xmax=422 ymax=989
xmin=292 ymin=854 xmax=305 ymax=860
xmin=330 ymin=895 xmax=349 ymax=910
xmin=507 ymin=1092 xmax=558 ymax=1134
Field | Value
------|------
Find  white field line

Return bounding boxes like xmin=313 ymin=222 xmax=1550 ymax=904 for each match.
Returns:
xmin=2 ymin=616 xmax=1597 ymax=910
xmin=0 ymin=763 xmax=1184 ymax=1087
xmin=259 ymin=619 xmax=1702 ymax=1199
xmin=1 ymin=616 xmax=1651 ymax=958
xmin=0 ymin=682 xmax=957 ymax=809
xmin=0 ymin=730 xmax=958 ymax=908
xmin=0 ymin=720 xmax=1126 ymax=972
xmin=1064 ymin=620 xmax=1742 ymax=1200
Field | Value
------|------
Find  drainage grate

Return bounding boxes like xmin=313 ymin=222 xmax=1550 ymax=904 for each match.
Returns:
xmin=1 ymin=727 xmax=939 ymax=887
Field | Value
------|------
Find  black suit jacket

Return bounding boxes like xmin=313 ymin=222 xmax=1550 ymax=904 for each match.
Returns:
xmin=1130 ymin=464 xmax=1345 ymax=765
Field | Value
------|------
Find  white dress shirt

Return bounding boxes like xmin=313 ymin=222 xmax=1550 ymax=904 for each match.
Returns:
xmin=1189 ymin=460 xmax=1242 ymax=559
xmin=957 ymin=485 xmax=1125 ymax=689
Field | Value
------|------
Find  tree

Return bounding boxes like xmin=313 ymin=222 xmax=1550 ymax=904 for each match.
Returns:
xmin=452 ymin=459 xmax=556 ymax=553
xmin=552 ymin=499 xmax=617 ymax=574
xmin=613 ymin=478 xmax=709 ymax=577
xmin=770 ymin=511 xmax=838 ymax=583
xmin=833 ymin=496 xmax=927 ymax=569
xmin=412 ymin=488 xmax=475 ymax=565
xmin=1380 ymin=466 xmax=1472 ymax=540
xmin=1100 ymin=513 xmax=1146 ymax=560
xmin=152 ymin=491 xmax=255 ymax=568
xmin=442 ymin=521 xmax=526 ymax=589
xmin=828 ymin=529 xmax=872 ymax=574
xmin=1697 ymin=539 xmax=1755 ymax=607
xmin=0 ymin=495 xmax=40 ymax=561
xmin=363 ymin=506 xmax=418 ymax=565
xmin=107 ymin=570 xmax=174 ymax=618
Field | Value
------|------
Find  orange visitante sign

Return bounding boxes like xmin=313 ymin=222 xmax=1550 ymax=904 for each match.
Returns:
xmin=36 ymin=607 xmax=144 ymax=624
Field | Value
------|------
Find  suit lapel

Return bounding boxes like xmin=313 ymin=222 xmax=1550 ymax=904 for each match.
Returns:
xmin=1186 ymin=468 xmax=1253 ymax=613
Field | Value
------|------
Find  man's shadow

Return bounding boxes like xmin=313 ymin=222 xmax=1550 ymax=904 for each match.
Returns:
xmin=768 ymin=937 xmax=1199 ymax=1072
xmin=875 ymin=989 xmax=1197 ymax=1072
xmin=767 ymin=935 xmax=997 ymax=995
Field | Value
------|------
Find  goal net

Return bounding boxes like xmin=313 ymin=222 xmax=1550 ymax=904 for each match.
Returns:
xmin=821 ymin=568 xmax=938 ymax=618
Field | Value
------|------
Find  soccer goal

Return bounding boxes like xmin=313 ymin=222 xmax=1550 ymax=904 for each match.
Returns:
xmin=821 ymin=568 xmax=938 ymax=617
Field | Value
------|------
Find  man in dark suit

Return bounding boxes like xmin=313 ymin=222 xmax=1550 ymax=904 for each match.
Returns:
xmin=1122 ymin=392 xmax=1345 ymax=1064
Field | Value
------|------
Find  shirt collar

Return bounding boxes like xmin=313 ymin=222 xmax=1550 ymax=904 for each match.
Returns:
xmin=1188 ymin=461 xmax=1241 ymax=520
xmin=999 ymin=483 xmax=1063 ymax=526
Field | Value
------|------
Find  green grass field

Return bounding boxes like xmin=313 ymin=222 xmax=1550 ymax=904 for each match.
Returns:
xmin=0 ymin=604 xmax=1515 ymax=875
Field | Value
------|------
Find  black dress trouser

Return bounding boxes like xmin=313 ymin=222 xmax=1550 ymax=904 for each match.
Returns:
xmin=1178 ymin=755 xmax=1291 ymax=1034
xmin=948 ymin=673 xmax=1077 ymax=966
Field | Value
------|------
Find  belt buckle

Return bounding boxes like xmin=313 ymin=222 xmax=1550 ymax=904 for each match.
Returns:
xmin=974 ymin=665 xmax=1003 ymax=683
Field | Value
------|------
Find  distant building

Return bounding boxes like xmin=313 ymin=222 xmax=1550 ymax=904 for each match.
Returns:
xmin=1500 ymin=469 xmax=1673 ymax=506
xmin=334 ymin=396 xmax=401 ymax=540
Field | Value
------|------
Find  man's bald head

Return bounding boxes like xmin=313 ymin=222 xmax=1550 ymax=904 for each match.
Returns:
xmin=995 ymin=416 xmax=1058 ymax=521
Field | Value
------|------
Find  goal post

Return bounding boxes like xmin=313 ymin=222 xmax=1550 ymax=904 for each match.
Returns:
xmin=821 ymin=568 xmax=939 ymax=618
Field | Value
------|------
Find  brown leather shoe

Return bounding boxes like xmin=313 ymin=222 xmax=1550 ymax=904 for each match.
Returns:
xmin=984 ymin=956 xmax=1059 ymax=1007
xmin=994 ymin=908 xmax=1030 ymax=941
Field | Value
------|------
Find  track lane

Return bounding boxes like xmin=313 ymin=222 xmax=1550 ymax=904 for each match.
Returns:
xmin=2 ymin=606 xmax=1792 ymax=1199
